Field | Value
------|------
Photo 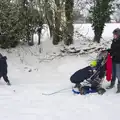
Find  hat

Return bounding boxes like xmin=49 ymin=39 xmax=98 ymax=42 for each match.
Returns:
xmin=90 ymin=60 xmax=97 ymax=67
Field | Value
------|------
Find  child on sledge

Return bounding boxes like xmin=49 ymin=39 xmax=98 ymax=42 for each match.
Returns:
xmin=70 ymin=50 xmax=108 ymax=95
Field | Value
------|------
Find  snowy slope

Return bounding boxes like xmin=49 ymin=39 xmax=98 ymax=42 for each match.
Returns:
xmin=0 ymin=24 xmax=120 ymax=120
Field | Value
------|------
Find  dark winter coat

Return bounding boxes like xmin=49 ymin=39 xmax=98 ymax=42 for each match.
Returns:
xmin=110 ymin=38 xmax=120 ymax=63
xmin=70 ymin=66 xmax=93 ymax=84
xmin=70 ymin=59 xmax=106 ymax=85
xmin=0 ymin=56 xmax=8 ymax=76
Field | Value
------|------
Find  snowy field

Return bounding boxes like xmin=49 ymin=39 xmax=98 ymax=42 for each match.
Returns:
xmin=0 ymin=23 xmax=120 ymax=120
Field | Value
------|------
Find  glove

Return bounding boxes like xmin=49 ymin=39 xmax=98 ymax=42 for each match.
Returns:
xmin=93 ymin=69 xmax=96 ymax=73
xmin=106 ymin=49 xmax=111 ymax=53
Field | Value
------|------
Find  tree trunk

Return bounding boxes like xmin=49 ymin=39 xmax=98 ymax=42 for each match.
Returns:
xmin=27 ymin=30 xmax=31 ymax=44
xmin=65 ymin=22 xmax=74 ymax=45
xmin=38 ymin=33 xmax=41 ymax=45
xmin=65 ymin=0 xmax=74 ymax=45
xmin=94 ymin=33 xmax=101 ymax=43
xmin=27 ymin=27 xmax=34 ymax=46
xmin=94 ymin=26 xmax=103 ymax=43
xmin=52 ymin=0 xmax=61 ymax=45
xmin=31 ymin=33 xmax=34 ymax=45
xmin=45 ymin=0 xmax=54 ymax=37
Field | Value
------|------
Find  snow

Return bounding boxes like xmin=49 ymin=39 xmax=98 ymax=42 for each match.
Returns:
xmin=0 ymin=23 xmax=120 ymax=120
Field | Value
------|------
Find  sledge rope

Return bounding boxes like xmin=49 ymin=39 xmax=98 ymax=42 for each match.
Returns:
xmin=42 ymin=87 xmax=71 ymax=96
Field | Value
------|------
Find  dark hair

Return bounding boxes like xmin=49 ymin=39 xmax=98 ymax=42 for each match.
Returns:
xmin=113 ymin=28 xmax=120 ymax=36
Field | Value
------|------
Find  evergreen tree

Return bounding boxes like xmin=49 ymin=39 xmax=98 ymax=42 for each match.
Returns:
xmin=0 ymin=0 xmax=20 ymax=48
xmin=90 ymin=0 xmax=114 ymax=43
xmin=0 ymin=0 xmax=42 ymax=48
xmin=18 ymin=0 xmax=41 ymax=46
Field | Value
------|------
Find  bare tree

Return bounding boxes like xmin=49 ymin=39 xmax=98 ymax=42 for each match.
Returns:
xmin=90 ymin=0 xmax=114 ymax=43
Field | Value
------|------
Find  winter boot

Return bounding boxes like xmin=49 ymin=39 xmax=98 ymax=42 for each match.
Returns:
xmin=97 ymin=87 xmax=106 ymax=95
xmin=78 ymin=86 xmax=90 ymax=95
xmin=116 ymin=83 xmax=120 ymax=93
xmin=106 ymin=81 xmax=115 ymax=89
xmin=7 ymin=81 xmax=11 ymax=86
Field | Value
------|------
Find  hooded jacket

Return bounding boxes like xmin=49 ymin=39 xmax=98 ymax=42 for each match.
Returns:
xmin=110 ymin=38 xmax=120 ymax=63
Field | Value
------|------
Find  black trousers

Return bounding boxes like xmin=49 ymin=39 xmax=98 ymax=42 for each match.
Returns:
xmin=0 ymin=74 xmax=10 ymax=83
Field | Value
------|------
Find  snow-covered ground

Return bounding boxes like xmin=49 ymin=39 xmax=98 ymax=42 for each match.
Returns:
xmin=0 ymin=23 xmax=120 ymax=120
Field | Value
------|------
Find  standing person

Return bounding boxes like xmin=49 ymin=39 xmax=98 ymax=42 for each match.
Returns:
xmin=0 ymin=53 xmax=11 ymax=85
xmin=107 ymin=28 xmax=120 ymax=93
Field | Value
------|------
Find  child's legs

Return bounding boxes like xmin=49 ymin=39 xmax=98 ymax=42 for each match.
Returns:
xmin=2 ymin=74 xmax=10 ymax=83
